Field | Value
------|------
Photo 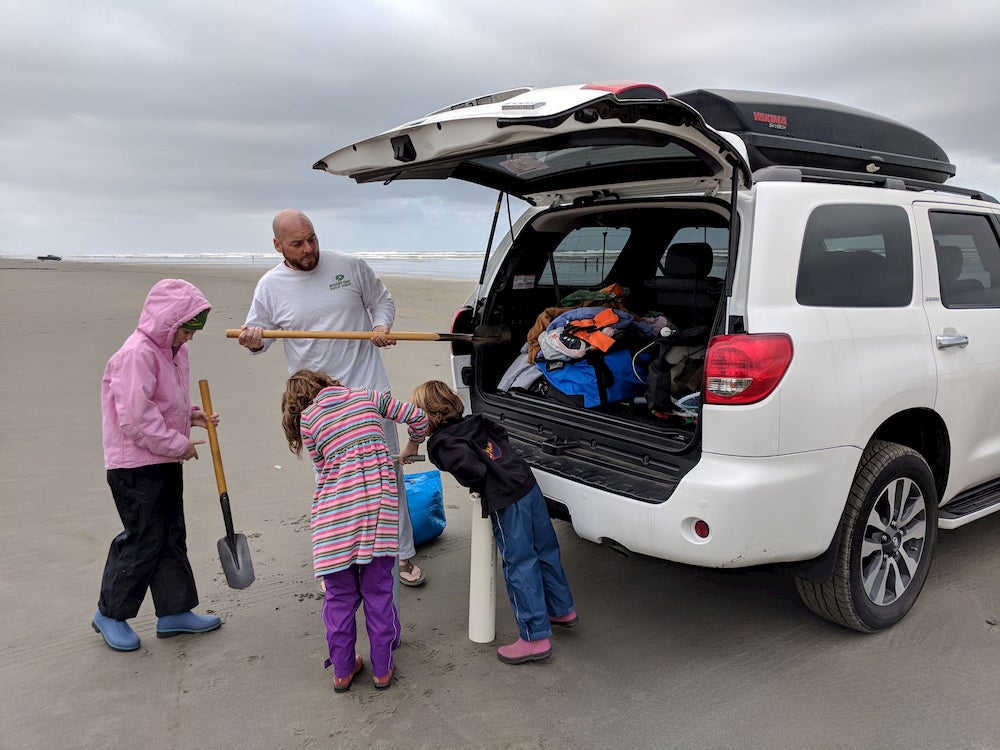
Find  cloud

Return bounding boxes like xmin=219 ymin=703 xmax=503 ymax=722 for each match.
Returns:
xmin=1 ymin=0 xmax=998 ymax=254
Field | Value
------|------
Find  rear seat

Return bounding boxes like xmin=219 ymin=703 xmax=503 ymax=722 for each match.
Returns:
xmin=642 ymin=242 xmax=723 ymax=329
xmin=937 ymin=244 xmax=986 ymax=306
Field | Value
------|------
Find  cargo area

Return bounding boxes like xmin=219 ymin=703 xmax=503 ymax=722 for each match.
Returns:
xmin=465 ymin=198 xmax=732 ymax=501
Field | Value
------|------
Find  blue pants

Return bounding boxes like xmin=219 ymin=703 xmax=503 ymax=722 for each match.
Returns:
xmin=322 ymin=556 xmax=400 ymax=679
xmin=491 ymin=484 xmax=575 ymax=642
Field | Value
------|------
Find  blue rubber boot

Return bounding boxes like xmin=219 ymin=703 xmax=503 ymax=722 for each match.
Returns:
xmin=92 ymin=610 xmax=141 ymax=652
xmin=156 ymin=610 xmax=222 ymax=638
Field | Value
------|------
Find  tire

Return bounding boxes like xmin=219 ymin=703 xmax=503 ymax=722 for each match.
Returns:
xmin=795 ymin=440 xmax=938 ymax=633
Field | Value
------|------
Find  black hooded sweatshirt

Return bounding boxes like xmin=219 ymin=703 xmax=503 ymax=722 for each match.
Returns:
xmin=426 ymin=414 xmax=537 ymax=517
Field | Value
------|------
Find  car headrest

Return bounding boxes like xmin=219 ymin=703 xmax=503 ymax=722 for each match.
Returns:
xmin=664 ymin=242 xmax=714 ymax=278
xmin=936 ymin=245 xmax=963 ymax=282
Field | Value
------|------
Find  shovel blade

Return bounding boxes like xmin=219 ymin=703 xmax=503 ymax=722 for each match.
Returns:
xmin=218 ymin=533 xmax=255 ymax=589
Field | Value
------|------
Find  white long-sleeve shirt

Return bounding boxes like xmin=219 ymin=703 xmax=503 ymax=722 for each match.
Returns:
xmin=244 ymin=251 xmax=396 ymax=392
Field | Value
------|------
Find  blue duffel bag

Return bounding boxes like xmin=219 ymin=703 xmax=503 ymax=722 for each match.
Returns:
xmin=404 ymin=470 xmax=447 ymax=546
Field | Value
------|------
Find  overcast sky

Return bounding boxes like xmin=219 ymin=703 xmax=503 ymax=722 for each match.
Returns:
xmin=2 ymin=0 xmax=998 ymax=257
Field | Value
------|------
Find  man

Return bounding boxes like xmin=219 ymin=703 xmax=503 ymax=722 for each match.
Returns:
xmin=237 ymin=209 xmax=426 ymax=587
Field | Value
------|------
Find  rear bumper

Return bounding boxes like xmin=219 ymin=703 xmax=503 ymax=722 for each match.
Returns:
xmin=535 ymin=446 xmax=861 ymax=568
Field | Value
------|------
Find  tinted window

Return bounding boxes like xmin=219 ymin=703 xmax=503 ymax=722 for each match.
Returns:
xmin=929 ymin=211 xmax=1000 ymax=308
xmin=796 ymin=205 xmax=913 ymax=307
xmin=538 ymin=227 xmax=630 ymax=286
xmin=467 ymin=130 xmax=709 ymax=190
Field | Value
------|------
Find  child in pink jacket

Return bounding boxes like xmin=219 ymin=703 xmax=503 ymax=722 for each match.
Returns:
xmin=92 ymin=278 xmax=222 ymax=652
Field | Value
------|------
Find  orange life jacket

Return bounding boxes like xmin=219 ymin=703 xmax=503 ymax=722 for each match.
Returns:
xmin=563 ymin=307 xmax=621 ymax=352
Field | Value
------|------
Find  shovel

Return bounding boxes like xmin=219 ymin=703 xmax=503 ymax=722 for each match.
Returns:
xmin=224 ymin=324 xmax=510 ymax=347
xmin=198 ymin=379 xmax=255 ymax=590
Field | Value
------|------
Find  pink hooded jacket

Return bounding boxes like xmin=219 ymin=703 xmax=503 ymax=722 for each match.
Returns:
xmin=101 ymin=279 xmax=211 ymax=469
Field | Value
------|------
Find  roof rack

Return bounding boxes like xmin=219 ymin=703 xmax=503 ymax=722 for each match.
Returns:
xmin=753 ymin=165 xmax=998 ymax=204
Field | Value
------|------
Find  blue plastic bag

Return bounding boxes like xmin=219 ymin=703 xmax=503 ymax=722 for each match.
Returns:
xmin=404 ymin=470 xmax=446 ymax=547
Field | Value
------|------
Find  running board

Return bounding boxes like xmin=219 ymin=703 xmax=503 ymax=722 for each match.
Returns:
xmin=938 ymin=479 xmax=1000 ymax=529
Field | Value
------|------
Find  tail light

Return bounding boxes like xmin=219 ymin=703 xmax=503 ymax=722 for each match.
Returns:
xmin=704 ymin=334 xmax=793 ymax=405
xmin=582 ymin=82 xmax=668 ymax=101
xmin=450 ymin=306 xmax=476 ymax=356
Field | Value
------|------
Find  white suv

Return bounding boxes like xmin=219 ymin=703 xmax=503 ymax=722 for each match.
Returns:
xmin=316 ymin=83 xmax=1000 ymax=632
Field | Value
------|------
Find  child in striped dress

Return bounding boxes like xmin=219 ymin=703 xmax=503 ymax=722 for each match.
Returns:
xmin=281 ymin=369 xmax=427 ymax=692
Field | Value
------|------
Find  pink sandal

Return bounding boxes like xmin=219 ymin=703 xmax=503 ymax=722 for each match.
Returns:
xmin=333 ymin=654 xmax=363 ymax=693
xmin=399 ymin=558 xmax=426 ymax=587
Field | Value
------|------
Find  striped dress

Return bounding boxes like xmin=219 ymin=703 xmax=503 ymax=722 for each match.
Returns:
xmin=300 ymin=386 xmax=428 ymax=576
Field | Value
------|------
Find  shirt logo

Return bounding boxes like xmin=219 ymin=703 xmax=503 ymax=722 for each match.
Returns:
xmin=482 ymin=440 xmax=503 ymax=462
xmin=328 ymin=273 xmax=352 ymax=290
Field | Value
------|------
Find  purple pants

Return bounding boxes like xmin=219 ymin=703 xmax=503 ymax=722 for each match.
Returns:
xmin=322 ymin=556 xmax=400 ymax=679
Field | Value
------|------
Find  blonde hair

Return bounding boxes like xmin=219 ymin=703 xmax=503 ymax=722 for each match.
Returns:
xmin=281 ymin=369 xmax=340 ymax=456
xmin=410 ymin=380 xmax=465 ymax=433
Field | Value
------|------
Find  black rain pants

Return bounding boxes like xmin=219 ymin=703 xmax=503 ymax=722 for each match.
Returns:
xmin=98 ymin=462 xmax=199 ymax=620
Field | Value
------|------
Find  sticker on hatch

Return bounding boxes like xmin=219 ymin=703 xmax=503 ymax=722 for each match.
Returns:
xmin=512 ymin=275 xmax=535 ymax=290
xmin=499 ymin=154 xmax=549 ymax=175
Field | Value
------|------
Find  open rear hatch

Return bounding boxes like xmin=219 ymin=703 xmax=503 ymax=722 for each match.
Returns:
xmin=315 ymin=82 xmax=750 ymax=203
xmin=317 ymin=82 xmax=750 ymax=503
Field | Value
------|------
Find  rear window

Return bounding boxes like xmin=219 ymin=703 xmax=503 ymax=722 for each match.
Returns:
xmin=478 ymin=142 xmax=698 ymax=179
xmin=462 ymin=129 xmax=713 ymax=194
xmin=796 ymin=204 xmax=913 ymax=307
xmin=538 ymin=227 xmax=630 ymax=286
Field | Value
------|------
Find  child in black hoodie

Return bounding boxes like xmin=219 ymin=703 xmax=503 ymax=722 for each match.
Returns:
xmin=410 ymin=380 xmax=576 ymax=664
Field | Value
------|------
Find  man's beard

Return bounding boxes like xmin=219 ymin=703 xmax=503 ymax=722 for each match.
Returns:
xmin=285 ymin=252 xmax=318 ymax=271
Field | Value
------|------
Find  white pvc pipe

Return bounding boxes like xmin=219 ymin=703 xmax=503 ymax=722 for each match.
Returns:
xmin=468 ymin=492 xmax=496 ymax=643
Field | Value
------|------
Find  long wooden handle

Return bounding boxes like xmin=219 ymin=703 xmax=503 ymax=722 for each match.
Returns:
xmin=225 ymin=328 xmax=444 ymax=341
xmin=198 ymin=379 xmax=227 ymax=496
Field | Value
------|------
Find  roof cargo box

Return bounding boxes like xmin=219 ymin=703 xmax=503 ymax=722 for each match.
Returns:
xmin=674 ymin=89 xmax=955 ymax=184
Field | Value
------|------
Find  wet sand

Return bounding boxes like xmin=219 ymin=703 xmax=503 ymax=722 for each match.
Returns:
xmin=1 ymin=259 xmax=998 ymax=749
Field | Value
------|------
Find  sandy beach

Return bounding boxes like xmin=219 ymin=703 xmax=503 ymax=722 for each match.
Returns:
xmin=1 ymin=259 xmax=999 ymax=750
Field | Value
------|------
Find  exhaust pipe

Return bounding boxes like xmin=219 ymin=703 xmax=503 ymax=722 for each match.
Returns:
xmin=600 ymin=537 xmax=632 ymax=558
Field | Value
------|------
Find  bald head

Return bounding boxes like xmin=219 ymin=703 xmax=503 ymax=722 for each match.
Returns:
xmin=273 ymin=209 xmax=314 ymax=242
xmin=272 ymin=209 xmax=320 ymax=271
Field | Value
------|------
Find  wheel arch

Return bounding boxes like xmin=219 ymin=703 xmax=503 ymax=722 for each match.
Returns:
xmin=784 ymin=408 xmax=948 ymax=584
xmin=869 ymin=407 xmax=949 ymax=502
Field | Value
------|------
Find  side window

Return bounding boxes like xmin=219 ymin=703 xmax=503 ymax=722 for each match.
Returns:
xmin=929 ymin=211 xmax=1000 ymax=308
xmin=538 ymin=227 xmax=630 ymax=286
xmin=796 ymin=204 xmax=913 ymax=307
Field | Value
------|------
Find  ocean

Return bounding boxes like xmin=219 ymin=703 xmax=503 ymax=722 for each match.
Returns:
xmin=6 ymin=250 xmax=486 ymax=280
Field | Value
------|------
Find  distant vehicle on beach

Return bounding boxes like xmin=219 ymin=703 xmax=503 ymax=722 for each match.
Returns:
xmin=37 ymin=254 xmax=62 ymax=261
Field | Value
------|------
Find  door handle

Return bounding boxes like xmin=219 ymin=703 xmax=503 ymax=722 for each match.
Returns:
xmin=936 ymin=333 xmax=969 ymax=349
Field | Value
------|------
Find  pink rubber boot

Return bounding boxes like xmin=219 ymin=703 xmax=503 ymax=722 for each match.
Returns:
xmin=549 ymin=610 xmax=579 ymax=628
xmin=497 ymin=637 xmax=551 ymax=664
